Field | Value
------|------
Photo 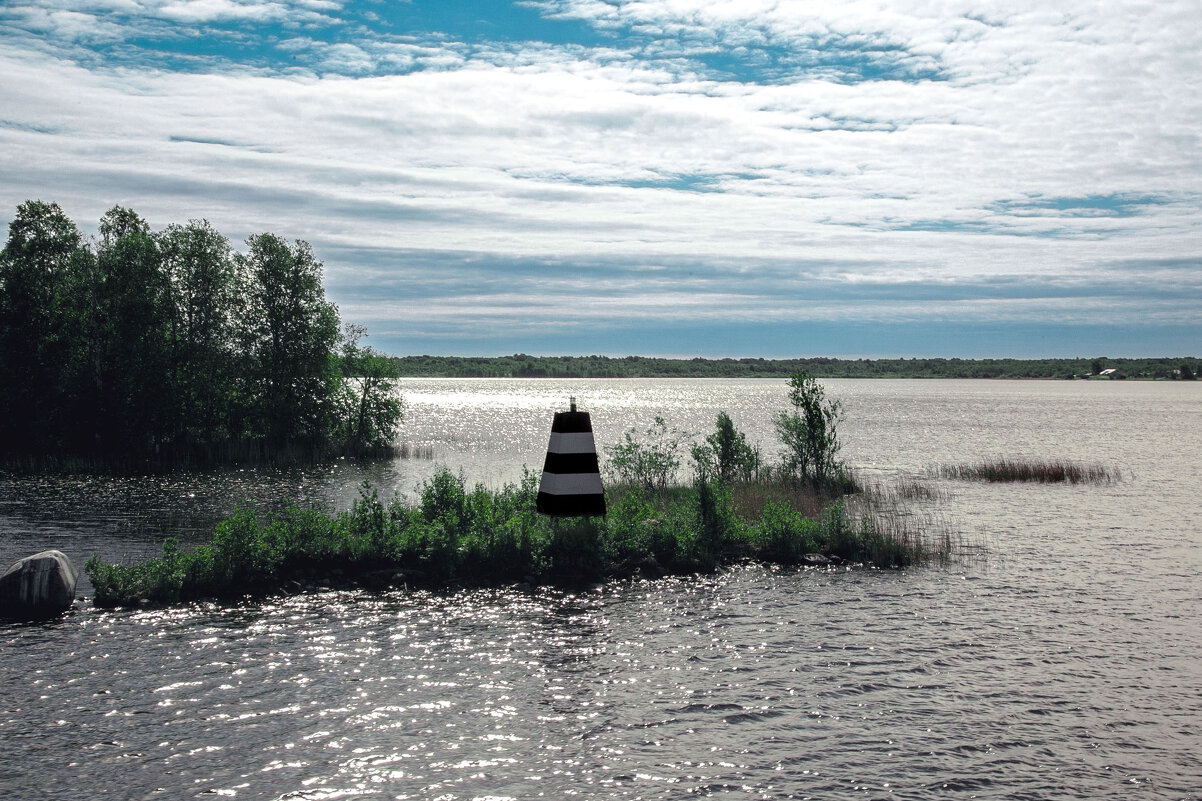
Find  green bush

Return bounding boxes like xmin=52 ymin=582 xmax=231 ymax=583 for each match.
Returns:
xmin=605 ymin=416 xmax=688 ymax=494
xmin=753 ymin=498 xmax=820 ymax=564
xmin=692 ymin=411 xmax=759 ymax=483
xmin=775 ymin=370 xmax=844 ymax=486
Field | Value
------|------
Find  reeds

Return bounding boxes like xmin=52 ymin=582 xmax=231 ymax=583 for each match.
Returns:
xmin=394 ymin=443 xmax=434 ymax=460
xmin=936 ymin=458 xmax=1119 ymax=484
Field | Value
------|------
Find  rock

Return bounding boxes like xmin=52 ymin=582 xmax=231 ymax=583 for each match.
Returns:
xmin=0 ymin=550 xmax=78 ymax=619
xmin=802 ymin=553 xmax=830 ymax=566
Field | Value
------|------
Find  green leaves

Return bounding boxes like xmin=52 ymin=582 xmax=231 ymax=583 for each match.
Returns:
xmin=337 ymin=323 xmax=404 ymax=454
xmin=0 ymin=200 xmax=402 ymax=464
xmin=692 ymin=411 xmax=758 ymax=483
xmin=605 ymin=415 xmax=687 ymax=494
xmin=774 ymin=370 xmax=844 ymax=486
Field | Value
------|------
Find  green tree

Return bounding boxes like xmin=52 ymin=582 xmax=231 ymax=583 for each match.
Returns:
xmin=159 ymin=219 xmax=239 ymax=450
xmin=775 ymin=370 xmax=843 ymax=485
xmin=337 ymin=323 xmax=404 ymax=453
xmin=236 ymin=234 xmax=341 ymax=452
xmin=92 ymin=206 xmax=174 ymax=453
xmin=692 ymin=410 xmax=758 ymax=482
xmin=0 ymin=200 xmax=87 ymax=452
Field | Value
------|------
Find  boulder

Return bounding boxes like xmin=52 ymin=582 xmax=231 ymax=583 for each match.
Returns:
xmin=0 ymin=550 xmax=78 ymax=619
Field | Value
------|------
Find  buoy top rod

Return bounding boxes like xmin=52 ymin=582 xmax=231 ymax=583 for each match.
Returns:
xmin=570 ymin=396 xmax=577 ymax=412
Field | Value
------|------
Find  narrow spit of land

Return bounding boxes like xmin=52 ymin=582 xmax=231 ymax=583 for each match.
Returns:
xmin=390 ymin=354 xmax=1200 ymax=380
xmin=85 ymin=471 xmax=954 ymax=608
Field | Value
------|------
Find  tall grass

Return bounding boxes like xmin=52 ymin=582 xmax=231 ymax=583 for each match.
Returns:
xmin=937 ymin=458 xmax=1119 ymax=484
xmin=86 ymin=468 xmax=958 ymax=607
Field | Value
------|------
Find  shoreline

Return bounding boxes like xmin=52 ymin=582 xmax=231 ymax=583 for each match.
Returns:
xmin=389 ymin=354 xmax=1200 ymax=381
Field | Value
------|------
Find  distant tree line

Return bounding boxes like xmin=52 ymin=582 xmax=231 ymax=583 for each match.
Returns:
xmin=0 ymin=200 xmax=401 ymax=467
xmin=391 ymin=354 xmax=1199 ymax=381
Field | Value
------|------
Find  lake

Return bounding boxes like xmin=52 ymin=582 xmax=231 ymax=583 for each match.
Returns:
xmin=2 ymin=378 xmax=1200 ymax=799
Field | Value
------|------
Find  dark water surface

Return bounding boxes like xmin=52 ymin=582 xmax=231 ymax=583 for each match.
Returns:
xmin=2 ymin=379 xmax=1200 ymax=799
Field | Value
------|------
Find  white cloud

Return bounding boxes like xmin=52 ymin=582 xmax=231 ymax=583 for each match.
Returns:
xmin=0 ymin=6 xmax=128 ymax=43
xmin=0 ymin=0 xmax=346 ymax=39
xmin=1 ymin=1 xmax=1200 ymax=352
xmin=155 ymin=0 xmax=335 ymax=24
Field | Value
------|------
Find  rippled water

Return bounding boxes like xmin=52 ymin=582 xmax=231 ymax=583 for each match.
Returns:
xmin=2 ymin=379 xmax=1200 ymax=799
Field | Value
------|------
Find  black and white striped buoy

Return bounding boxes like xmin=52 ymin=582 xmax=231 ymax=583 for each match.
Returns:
xmin=537 ymin=397 xmax=606 ymax=517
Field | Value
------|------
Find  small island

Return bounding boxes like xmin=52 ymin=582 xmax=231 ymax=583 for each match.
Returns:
xmin=84 ymin=373 xmax=955 ymax=607
xmin=0 ymin=201 xmax=401 ymax=469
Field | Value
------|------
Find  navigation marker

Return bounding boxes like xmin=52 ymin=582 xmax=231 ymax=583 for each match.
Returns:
xmin=537 ymin=397 xmax=606 ymax=517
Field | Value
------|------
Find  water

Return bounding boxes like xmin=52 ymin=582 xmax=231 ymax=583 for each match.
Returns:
xmin=2 ymin=379 xmax=1200 ymax=799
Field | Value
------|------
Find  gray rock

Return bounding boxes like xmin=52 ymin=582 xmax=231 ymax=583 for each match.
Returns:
xmin=0 ymin=550 xmax=78 ymax=619
xmin=802 ymin=553 xmax=830 ymax=566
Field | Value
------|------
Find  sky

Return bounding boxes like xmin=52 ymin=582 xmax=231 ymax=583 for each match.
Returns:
xmin=1 ymin=1 xmax=1199 ymax=358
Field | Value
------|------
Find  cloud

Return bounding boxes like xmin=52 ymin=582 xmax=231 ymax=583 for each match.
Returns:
xmin=0 ymin=6 xmax=129 ymax=43
xmin=1 ymin=1 xmax=1200 ymax=355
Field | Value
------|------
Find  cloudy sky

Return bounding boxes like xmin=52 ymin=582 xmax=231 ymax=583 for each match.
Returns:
xmin=2 ymin=1 xmax=1199 ymax=357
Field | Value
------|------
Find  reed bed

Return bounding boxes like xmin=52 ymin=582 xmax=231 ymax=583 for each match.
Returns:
xmin=936 ymin=458 xmax=1119 ymax=484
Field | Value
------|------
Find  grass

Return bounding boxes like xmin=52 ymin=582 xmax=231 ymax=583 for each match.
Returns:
xmin=85 ymin=468 xmax=959 ymax=608
xmin=936 ymin=458 xmax=1119 ymax=484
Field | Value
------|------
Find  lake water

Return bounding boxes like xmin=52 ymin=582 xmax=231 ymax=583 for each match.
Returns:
xmin=2 ymin=379 xmax=1200 ymax=800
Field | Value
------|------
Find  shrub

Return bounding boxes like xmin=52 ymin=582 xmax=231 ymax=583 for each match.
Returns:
xmin=753 ymin=498 xmax=819 ymax=564
xmin=692 ymin=411 xmax=759 ymax=483
xmin=605 ymin=416 xmax=688 ymax=494
xmin=604 ymin=486 xmax=659 ymax=565
xmin=690 ymin=476 xmax=744 ymax=568
xmin=775 ymin=371 xmax=844 ymax=486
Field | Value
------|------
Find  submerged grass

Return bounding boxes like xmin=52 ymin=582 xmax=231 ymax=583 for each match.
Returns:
xmin=86 ymin=468 xmax=960 ymax=608
xmin=937 ymin=458 xmax=1119 ymax=484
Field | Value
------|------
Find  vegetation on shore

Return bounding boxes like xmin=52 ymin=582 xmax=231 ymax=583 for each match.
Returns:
xmin=85 ymin=468 xmax=952 ymax=607
xmin=391 ymin=354 xmax=1200 ymax=381
xmin=85 ymin=371 xmax=954 ymax=606
xmin=937 ymin=458 xmax=1119 ymax=484
xmin=0 ymin=200 xmax=401 ymax=468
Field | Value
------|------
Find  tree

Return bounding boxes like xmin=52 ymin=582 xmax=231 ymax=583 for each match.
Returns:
xmin=236 ymin=234 xmax=341 ymax=451
xmin=159 ymin=220 xmax=239 ymax=449
xmin=0 ymin=200 xmax=87 ymax=452
xmin=692 ymin=411 xmax=758 ymax=482
xmin=92 ymin=206 xmax=174 ymax=453
xmin=337 ymin=323 xmax=404 ymax=453
xmin=1180 ymin=363 xmax=1197 ymax=381
xmin=774 ymin=370 xmax=843 ymax=485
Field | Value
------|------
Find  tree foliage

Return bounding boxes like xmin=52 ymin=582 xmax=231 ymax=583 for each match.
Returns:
xmin=775 ymin=370 xmax=844 ymax=486
xmin=0 ymin=200 xmax=401 ymax=465
xmin=159 ymin=219 xmax=240 ymax=445
xmin=237 ymin=233 xmax=342 ymax=450
xmin=692 ymin=411 xmax=758 ymax=483
xmin=390 ymin=354 xmax=1200 ymax=381
xmin=338 ymin=324 xmax=404 ymax=454
xmin=0 ymin=200 xmax=84 ymax=451
xmin=604 ymin=416 xmax=688 ymax=494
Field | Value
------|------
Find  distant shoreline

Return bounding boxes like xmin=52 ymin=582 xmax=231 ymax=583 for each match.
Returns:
xmin=391 ymin=355 xmax=1199 ymax=381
